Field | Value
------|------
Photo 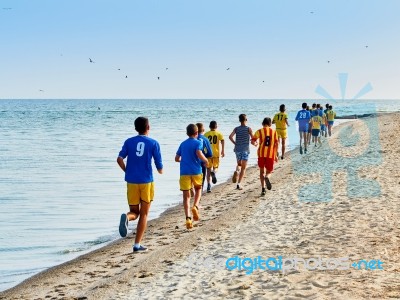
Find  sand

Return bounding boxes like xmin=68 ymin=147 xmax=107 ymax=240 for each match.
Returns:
xmin=1 ymin=113 xmax=399 ymax=300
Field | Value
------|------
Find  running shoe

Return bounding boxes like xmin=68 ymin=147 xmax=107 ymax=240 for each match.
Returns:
xmin=261 ymin=188 xmax=266 ymax=196
xmin=211 ymin=171 xmax=217 ymax=184
xmin=236 ymin=184 xmax=243 ymax=190
xmin=133 ymin=245 xmax=148 ymax=252
xmin=192 ymin=206 xmax=200 ymax=221
xmin=119 ymin=213 xmax=128 ymax=237
xmin=300 ymin=146 xmax=303 ymax=155
xmin=304 ymin=148 xmax=307 ymax=154
xmin=232 ymin=171 xmax=239 ymax=183
xmin=265 ymin=177 xmax=272 ymax=190
xmin=186 ymin=218 xmax=193 ymax=229
xmin=207 ymin=183 xmax=211 ymax=193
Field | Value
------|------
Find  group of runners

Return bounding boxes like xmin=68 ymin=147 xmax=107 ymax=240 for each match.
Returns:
xmin=116 ymin=103 xmax=336 ymax=252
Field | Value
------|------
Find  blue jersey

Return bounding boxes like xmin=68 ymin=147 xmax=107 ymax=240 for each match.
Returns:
xmin=198 ymin=134 xmax=213 ymax=158
xmin=118 ymin=135 xmax=163 ymax=184
xmin=176 ymin=138 xmax=203 ymax=175
xmin=295 ymin=109 xmax=311 ymax=127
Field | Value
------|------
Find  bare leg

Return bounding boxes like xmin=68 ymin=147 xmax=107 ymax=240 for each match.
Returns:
xmin=259 ymin=168 xmax=265 ymax=189
xmin=238 ymin=160 xmax=248 ymax=183
xmin=182 ymin=190 xmax=191 ymax=217
xmin=134 ymin=200 xmax=151 ymax=244
xmin=281 ymin=138 xmax=286 ymax=158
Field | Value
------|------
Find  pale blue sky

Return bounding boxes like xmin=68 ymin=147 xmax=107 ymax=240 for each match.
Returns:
xmin=1 ymin=0 xmax=399 ymax=99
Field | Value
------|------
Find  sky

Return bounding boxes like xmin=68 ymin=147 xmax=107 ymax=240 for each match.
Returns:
xmin=1 ymin=0 xmax=399 ymax=99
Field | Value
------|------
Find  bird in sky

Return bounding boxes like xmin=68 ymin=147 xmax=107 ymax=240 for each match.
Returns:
xmin=125 ymin=75 xmax=128 ymax=78
xmin=166 ymin=67 xmax=168 ymax=70
xmin=39 ymin=89 xmax=44 ymax=92
xmin=157 ymin=77 xmax=160 ymax=80
xmin=365 ymin=45 xmax=368 ymax=48
xmin=226 ymin=67 xmax=230 ymax=70
xmin=118 ymin=68 xmax=121 ymax=70
xmin=310 ymin=11 xmax=314 ymax=14
xmin=89 ymin=58 xmax=94 ymax=63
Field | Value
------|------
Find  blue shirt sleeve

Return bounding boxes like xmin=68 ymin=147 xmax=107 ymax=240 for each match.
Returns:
xmin=118 ymin=141 xmax=128 ymax=158
xmin=152 ymin=141 xmax=163 ymax=170
xmin=204 ymin=138 xmax=213 ymax=158
xmin=295 ymin=111 xmax=300 ymax=121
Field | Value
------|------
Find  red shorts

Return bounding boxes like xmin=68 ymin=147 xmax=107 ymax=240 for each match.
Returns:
xmin=258 ymin=157 xmax=275 ymax=172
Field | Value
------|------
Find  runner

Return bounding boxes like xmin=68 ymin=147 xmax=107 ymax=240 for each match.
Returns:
xmin=272 ymin=104 xmax=289 ymax=159
xmin=295 ymin=103 xmax=311 ymax=154
xmin=326 ymin=105 xmax=337 ymax=137
xmin=310 ymin=113 xmax=323 ymax=147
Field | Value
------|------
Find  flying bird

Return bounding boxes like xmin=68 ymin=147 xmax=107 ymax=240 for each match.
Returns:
xmin=89 ymin=58 xmax=94 ymax=63
xmin=226 ymin=67 xmax=230 ymax=70
xmin=157 ymin=77 xmax=160 ymax=80
xmin=365 ymin=45 xmax=368 ymax=48
xmin=327 ymin=60 xmax=330 ymax=63
xmin=166 ymin=67 xmax=168 ymax=70
xmin=39 ymin=89 xmax=44 ymax=92
xmin=125 ymin=75 xmax=128 ymax=78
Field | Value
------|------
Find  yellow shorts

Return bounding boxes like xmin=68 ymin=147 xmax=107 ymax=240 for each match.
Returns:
xmin=179 ymin=174 xmax=203 ymax=191
xmin=276 ymin=129 xmax=287 ymax=139
xmin=127 ymin=182 xmax=154 ymax=205
xmin=207 ymin=157 xmax=220 ymax=169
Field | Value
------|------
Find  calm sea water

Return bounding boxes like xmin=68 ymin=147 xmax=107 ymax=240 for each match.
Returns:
xmin=0 ymin=99 xmax=399 ymax=291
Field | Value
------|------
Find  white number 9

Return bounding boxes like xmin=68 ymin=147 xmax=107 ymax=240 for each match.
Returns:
xmin=136 ymin=142 xmax=145 ymax=156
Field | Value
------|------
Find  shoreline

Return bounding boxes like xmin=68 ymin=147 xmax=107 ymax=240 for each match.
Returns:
xmin=1 ymin=112 xmax=399 ymax=299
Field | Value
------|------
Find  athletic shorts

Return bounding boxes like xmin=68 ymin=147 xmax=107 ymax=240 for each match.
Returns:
xmin=127 ymin=182 xmax=154 ymax=205
xmin=235 ymin=151 xmax=249 ymax=161
xmin=321 ymin=125 xmax=326 ymax=131
xmin=328 ymin=121 xmax=334 ymax=126
xmin=207 ymin=157 xmax=220 ymax=169
xmin=276 ymin=129 xmax=287 ymax=139
xmin=312 ymin=129 xmax=320 ymax=137
xmin=258 ymin=157 xmax=275 ymax=172
xmin=298 ymin=124 xmax=308 ymax=133
xmin=179 ymin=174 xmax=203 ymax=191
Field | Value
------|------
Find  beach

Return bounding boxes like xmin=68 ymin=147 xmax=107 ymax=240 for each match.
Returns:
xmin=1 ymin=112 xmax=399 ymax=300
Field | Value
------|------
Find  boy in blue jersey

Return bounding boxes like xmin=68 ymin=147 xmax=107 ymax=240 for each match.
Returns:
xmin=175 ymin=124 xmax=209 ymax=229
xmin=117 ymin=117 xmax=163 ymax=252
xmin=295 ymin=103 xmax=311 ymax=154
xmin=196 ymin=123 xmax=213 ymax=192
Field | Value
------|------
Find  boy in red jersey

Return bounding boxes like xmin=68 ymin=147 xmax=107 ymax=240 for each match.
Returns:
xmin=251 ymin=117 xmax=279 ymax=196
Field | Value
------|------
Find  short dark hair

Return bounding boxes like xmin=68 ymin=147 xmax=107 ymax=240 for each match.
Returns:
xmin=196 ymin=122 xmax=204 ymax=133
xmin=135 ymin=117 xmax=149 ymax=134
xmin=302 ymin=102 xmax=307 ymax=109
xmin=326 ymin=103 xmax=330 ymax=108
xmin=316 ymin=104 xmax=321 ymax=108
xmin=186 ymin=124 xmax=198 ymax=136
xmin=239 ymin=114 xmax=247 ymax=122
xmin=262 ymin=117 xmax=272 ymax=126
xmin=328 ymin=105 xmax=333 ymax=109
xmin=312 ymin=103 xmax=316 ymax=108
xmin=279 ymin=104 xmax=285 ymax=112
xmin=209 ymin=121 xmax=217 ymax=129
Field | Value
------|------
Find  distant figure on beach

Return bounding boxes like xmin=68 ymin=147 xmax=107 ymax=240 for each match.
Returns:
xmin=306 ymin=106 xmax=312 ymax=146
xmin=326 ymin=105 xmax=337 ymax=136
xmin=229 ymin=114 xmax=254 ymax=190
xmin=295 ymin=103 xmax=311 ymax=154
xmin=117 ymin=117 xmax=163 ymax=252
xmin=272 ymin=104 xmax=289 ymax=159
xmin=320 ymin=106 xmax=328 ymax=137
xmin=196 ymin=123 xmax=213 ymax=192
xmin=204 ymin=121 xmax=225 ymax=193
xmin=251 ymin=117 xmax=278 ymax=196
xmin=175 ymin=124 xmax=209 ymax=229
xmin=310 ymin=113 xmax=323 ymax=147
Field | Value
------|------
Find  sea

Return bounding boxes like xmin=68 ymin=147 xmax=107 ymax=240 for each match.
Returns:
xmin=0 ymin=99 xmax=399 ymax=291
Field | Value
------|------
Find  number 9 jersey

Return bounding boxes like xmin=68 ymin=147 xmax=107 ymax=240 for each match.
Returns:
xmin=118 ymin=135 xmax=163 ymax=184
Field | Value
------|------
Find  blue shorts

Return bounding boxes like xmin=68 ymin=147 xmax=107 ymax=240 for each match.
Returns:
xmin=321 ymin=125 xmax=326 ymax=131
xmin=299 ymin=124 xmax=309 ymax=133
xmin=312 ymin=129 xmax=320 ymax=137
xmin=328 ymin=121 xmax=334 ymax=126
xmin=235 ymin=151 xmax=249 ymax=161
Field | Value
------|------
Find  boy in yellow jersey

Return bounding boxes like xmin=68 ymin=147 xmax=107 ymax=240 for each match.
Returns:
xmin=204 ymin=121 xmax=225 ymax=193
xmin=251 ymin=117 xmax=278 ymax=196
xmin=320 ymin=107 xmax=328 ymax=137
xmin=272 ymin=104 xmax=289 ymax=159
xmin=326 ymin=105 xmax=337 ymax=137
xmin=310 ymin=113 xmax=323 ymax=147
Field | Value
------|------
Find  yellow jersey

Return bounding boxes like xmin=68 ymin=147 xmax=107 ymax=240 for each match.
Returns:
xmin=327 ymin=110 xmax=336 ymax=121
xmin=311 ymin=116 xmax=322 ymax=130
xmin=273 ymin=112 xmax=288 ymax=130
xmin=204 ymin=130 xmax=224 ymax=157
